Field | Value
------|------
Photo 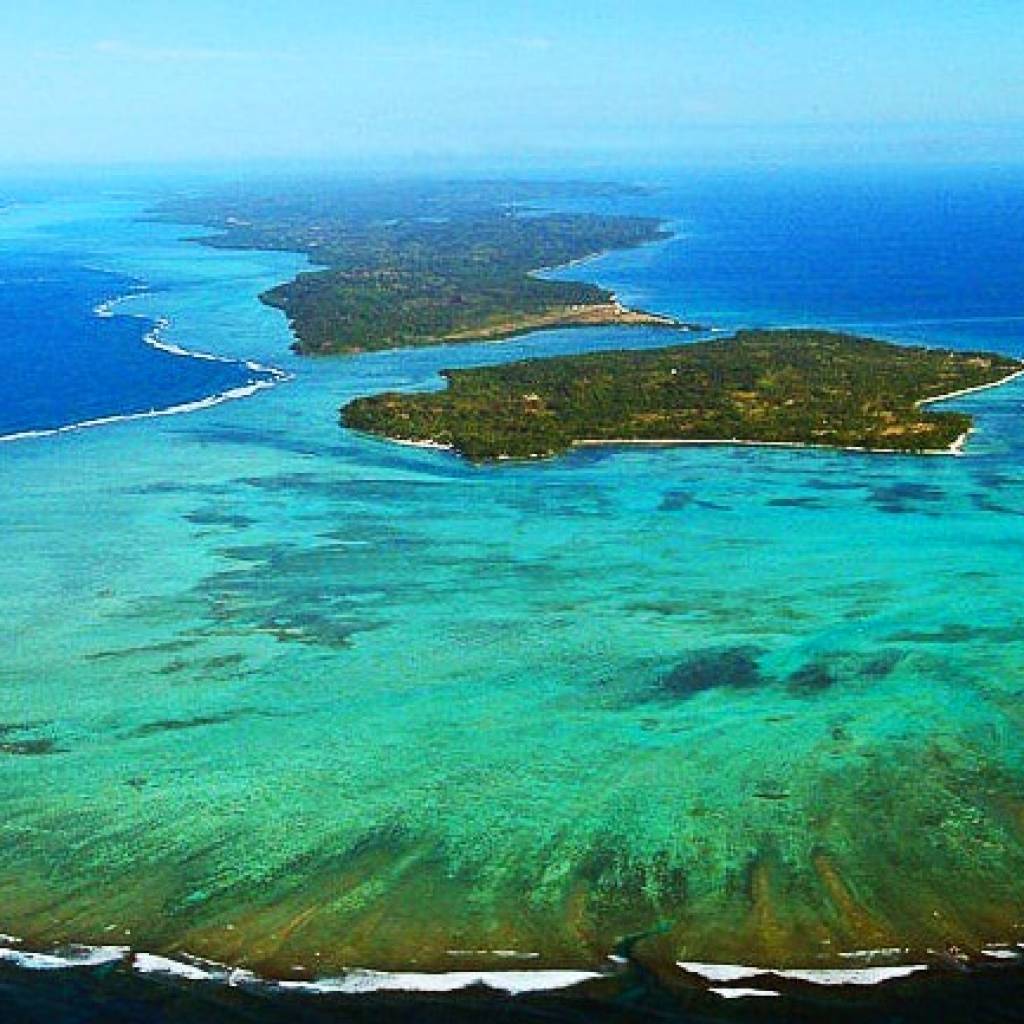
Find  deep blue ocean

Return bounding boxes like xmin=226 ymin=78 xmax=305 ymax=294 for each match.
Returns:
xmin=549 ymin=166 xmax=1024 ymax=357
xmin=0 ymin=235 xmax=275 ymax=439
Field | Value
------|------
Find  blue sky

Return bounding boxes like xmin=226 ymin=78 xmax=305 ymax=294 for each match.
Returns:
xmin=4 ymin=1 xmax=1024 ymax=167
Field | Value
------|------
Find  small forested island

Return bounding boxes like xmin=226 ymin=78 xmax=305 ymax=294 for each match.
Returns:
xmin=152 ymin=180 xmax=694 ymax=354
xmin=341 ymin=330 xmax=1023 ymax=460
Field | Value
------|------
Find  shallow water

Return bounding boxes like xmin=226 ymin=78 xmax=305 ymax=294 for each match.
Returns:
xmin=1 ymin=171 xmax=1024 ymax=993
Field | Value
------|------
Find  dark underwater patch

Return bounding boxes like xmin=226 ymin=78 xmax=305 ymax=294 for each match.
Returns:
xmin=766 ymin=496 xmax=826 ymax=509
xmin=178 ymin=425 xmax=348 ymax=459
xmin=127 ymin=481 xmax=231 ymax=497
xmin=861 ymin=650 xmax=905 ymax=678
xmin=130 ymin=710 xmax=248 ymax=738
xmin=969 ymin=469 xmax=1015 ymax=491
xmin=787 ymin=661 xmax=837 ymax=694
xmin=184 ymin=507 xmax=256 ymax=529
xmin=0 ymin=738 xmax=62 ymax=756
xmin=805 ymin=476 xmax=866 ymax=492
xmin=86 ymin=637 xmax=200 ymax=661
xmin=625 ymin=600 xmax=691 ymax=616
xmin=237 ymin=472 xmax=336 ymax=495
xmin=0 ymin=720 xmax=50 ymax=736
xmin=658 ymin=490 xmax=730 ymax=512
xmin=238 ymin=474 xmax=453 ymax=501
xmin=658 ymin=490 xmax=695 ymax=511
xmin=654 ymin=647 xmax=765 ymax=699
xmin=204 ymin=653 xmax=247 ymax=671
xmin=753 ymin=784 xmax=791 ymax=800
xmin=868 ymin=480 xmax=946 ymax=513
xmin=155 ymin=652 xmax=249 ymax=678
xmin=970 ymin=492 xmax=1024 ymax=516
xmin=889 ymin=623 xmax=1024 ymax=644
xmin=195 ymin=544 xmax=387 ymax=649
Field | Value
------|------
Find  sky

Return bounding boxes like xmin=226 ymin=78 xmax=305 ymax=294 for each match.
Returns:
xmin=4 ymin=0 xmax=1024 ymax=169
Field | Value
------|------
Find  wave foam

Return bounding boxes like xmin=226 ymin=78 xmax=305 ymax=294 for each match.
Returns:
xmin=0 ymin=374 xmax=287 ymax=445
xmin=277 ymin=968 xmax=602 ymax=996
xmin=133 ymin=953 xmax=227 ymax=983
xmin=678 ymin=960 xmax=928 ymax=987
xmin=0 ymin=944 xmax=128 ymax=971
xmin=709 ymin=987 xmax=781 ymax=999
xmin=0 ymin=287 xmax=291 ymax=445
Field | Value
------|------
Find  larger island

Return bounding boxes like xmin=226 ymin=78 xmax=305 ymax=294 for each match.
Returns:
xmin=152 ymin=180 xmax=691 ymax=354
xmin=154 ymin=183 xmax=1023 ymax=462
xmin=341 ymin=329 xmax=1024 ymax=460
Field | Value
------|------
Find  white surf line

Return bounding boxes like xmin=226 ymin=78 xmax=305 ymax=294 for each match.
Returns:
xmin=276 ymin=968 xmax=603 ymax=996
xmin=93 ymin=286 xmax=149 ymax=319
xmin=97 ymin=287 xmax=272 ymax=370
xmin=133 ymin=955 xmax=604 ymax=995
xmin=709 ymin=987 xmax=781 ymax=1000
xmin=917 ymin=367 xmax=1024 ymax=407
xmin=981 ymin=945 xmax=1022 ymax=960
xmin=0 ymin=375 xmax=286 ymax=445
xmin=1 ymin=303 xmax=291 ymax=445
xmin=132 ymin=953 xmax=224 ymax=982
xmin=0 ymin=944 xmax=129 ymax=971
xmin=97 ymin=283 xmax=288 ymax=377
xmin=0 ymin=935 xmax=605 ymax=999
xmin=572 ymin=437 xmax=959 ymax=457
xmin=677 ymin=960 xmax=929 ymax=987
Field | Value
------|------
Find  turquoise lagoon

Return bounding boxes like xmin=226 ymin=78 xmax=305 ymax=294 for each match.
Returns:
xmin=2 ymin=174 xmax=1024 ymax=982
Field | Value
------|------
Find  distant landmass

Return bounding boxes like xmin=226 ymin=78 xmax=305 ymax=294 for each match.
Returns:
xmin=341 ymin=330 xmax=1023 ymax=460
xmin=152 ymin=181 xmax=696 ymax=354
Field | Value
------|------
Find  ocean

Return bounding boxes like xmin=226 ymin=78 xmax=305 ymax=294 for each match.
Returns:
xmin=1 ymin=167 xmax=1024 ymax=1022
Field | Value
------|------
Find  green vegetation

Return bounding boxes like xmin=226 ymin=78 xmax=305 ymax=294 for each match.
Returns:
xmin=341 ymin=330 xmax=1022 ymax=460
xmin=152 ymin=180 xmax=686 ymax=354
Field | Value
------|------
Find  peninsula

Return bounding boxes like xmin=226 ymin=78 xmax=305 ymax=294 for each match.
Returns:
xmin=340 ymin=329 xmax=1024 ymax=460
xmin=152 ymin=181 xmax=696 ymax=354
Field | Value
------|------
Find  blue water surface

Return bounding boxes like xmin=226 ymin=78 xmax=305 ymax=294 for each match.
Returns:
xmin=0 ymin=245 xmax=272 ymax=438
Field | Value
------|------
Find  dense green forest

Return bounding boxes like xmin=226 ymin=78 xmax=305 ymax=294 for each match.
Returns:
xmin=341 ymin=330 xmax=1022 ymax=460
xmin=152 ymin=181 xmax=677 ymax=353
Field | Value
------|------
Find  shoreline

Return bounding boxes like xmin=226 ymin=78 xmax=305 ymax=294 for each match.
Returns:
xmin=3 ymin=932 xmax=1022 ymax=1000
xmin=917 ymin=365 xmax=1024 ymax=406
xmin=434 ymin=301 xmax=696 ymax=346
xmin=1 ymin=288 xmax=290 ymax=445
xmin=571 ymin=435 xmax=966 ymax=457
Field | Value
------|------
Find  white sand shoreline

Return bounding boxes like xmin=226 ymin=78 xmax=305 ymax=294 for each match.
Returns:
xmin=572 ymin=436 xmax=963 ymax=457
xmin=567 ymin=364 xmax=1024 ymax=459
xmin=917 ymin=366 xmax=1024 ymax=406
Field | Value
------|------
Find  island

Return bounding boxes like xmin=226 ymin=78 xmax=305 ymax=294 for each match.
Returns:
xmin=340 ymin=329 xmax=1024 ymax=460
xmin=151 ymin=180 xmax=698 ymax=354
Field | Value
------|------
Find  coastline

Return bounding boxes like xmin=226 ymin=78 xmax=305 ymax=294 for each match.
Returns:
xmin=917 ymin=366 xmax=1024 ymax=406
xmin=369 ymin=357 xmax=1024 ymax=462
xmin=435 ymin=301 xmax=694 ymax=345
xmin=3 ymin=931 xmax=1023 ymax=1004
xmin=571 ymin=436 xmax=966 ymax=457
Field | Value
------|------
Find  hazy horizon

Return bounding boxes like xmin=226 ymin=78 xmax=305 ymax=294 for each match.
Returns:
xmin=4 ymin=1 xmax=1024 ymax=171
